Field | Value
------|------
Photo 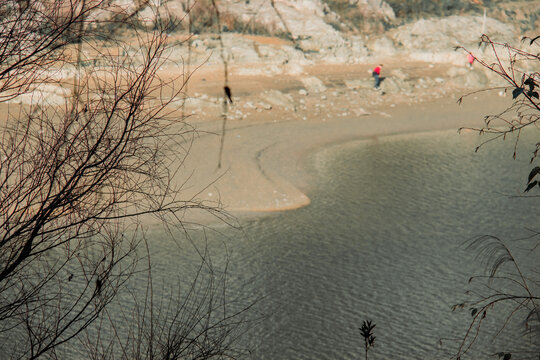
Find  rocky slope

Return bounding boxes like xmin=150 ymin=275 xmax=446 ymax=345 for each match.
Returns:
xmin=127 ymin=0 xmax=522 ymax=67
xmin=14 ymin=1 xmax=536 ymax=108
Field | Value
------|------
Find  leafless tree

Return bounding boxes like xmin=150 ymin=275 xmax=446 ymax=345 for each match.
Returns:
xmin=452 ymin=235 xmax=539 ymax=359
xmin=458 ymin=34 xmax=540 ymax=161
xmin=0 ymin=1 xmax=246 ymax=359
xmin=79 ymin=237 xmax=256 ymax=360
xmin=452 ymin=35 xmax=540 ymax=359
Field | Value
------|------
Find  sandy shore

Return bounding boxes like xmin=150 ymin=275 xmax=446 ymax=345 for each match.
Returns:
xmin=0 ymin=58 xmax=512 ymax=225
xmin=174 ymin=62 xmax=513 ymax=223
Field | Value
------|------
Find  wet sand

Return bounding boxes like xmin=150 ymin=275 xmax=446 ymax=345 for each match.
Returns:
xmin=175 ymin=63 xmax=513 ymax=223
xmin=0 ymin=59 xmax=512 ymax=225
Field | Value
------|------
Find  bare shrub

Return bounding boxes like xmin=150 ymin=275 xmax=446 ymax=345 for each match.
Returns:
xmin=453 ymin=34 xmax=540 ymax=359
xmin=0 ymin=1 xmax=246 ymax=358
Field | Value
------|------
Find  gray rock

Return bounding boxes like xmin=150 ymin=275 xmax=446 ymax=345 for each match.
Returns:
xmin=262 ymin=90 xmax=296 ymax=110
xmin=191 ymin=39 xmax=206 ymax=50
xmin=368 ymin=36 xmax=397 ymax=56
xmin=221 ymin=34 xmax=261 ymax=63
xmin=349 ymin=36 xmax=370 ymax=61
xmin=352 ymin=107 xmax=370 ymax=116
xmin=345 ymin=79 xmax=372 ymax=90
xmin=355 ymin=0 xmax=396 ymax=22
xmin=183 ymin=97 xmax=221 ymax=112
xmin=380 ymin=77 xmax=402 ymax=93
xmin=391 ymin=15 xmax=515 ymax=52
xmin=300 ymin=76 xmax=327 ymax=93
xmin=463 ymin=70 xmax=489 ymax=88
xmin=243 ymin=101 xmax=256 ymax=109
xmin=256 ymin=44 xmax=290 ymax=64
xmin=8 ymin=83 xmax=71 ymax=106
xmin=447 ymin=67 xmax=469 ymax=78
xmin=389 ymin=68 xmax=410 ymax=81
xmin=259 ymin=102 xmax=273 ymax=110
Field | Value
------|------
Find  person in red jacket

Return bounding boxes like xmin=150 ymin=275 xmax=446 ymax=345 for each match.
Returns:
xmin=372 ymin=64 xmax=382 ymax=88
xmin=467 ymin=53 xmax=475 ymax=68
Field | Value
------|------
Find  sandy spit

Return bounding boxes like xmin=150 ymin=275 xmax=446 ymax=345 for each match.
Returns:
xmin=177 ymin=85 xmax=511 ymax=224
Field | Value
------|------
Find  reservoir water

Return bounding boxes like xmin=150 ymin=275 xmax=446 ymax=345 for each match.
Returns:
xmin=126 ymin=130 xmax=539 ymax=359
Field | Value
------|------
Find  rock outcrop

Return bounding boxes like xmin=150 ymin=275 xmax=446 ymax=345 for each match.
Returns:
xmin=84 ymin=1 xmax=522 ymax=80
xmin=392 ymin=15 xmax=514 ymax=50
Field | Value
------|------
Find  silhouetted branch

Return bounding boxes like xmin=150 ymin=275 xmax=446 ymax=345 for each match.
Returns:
xmin=453 ymin=235 xmax=539 ymax=359
xmin=0 ymin=1 xmax=243 ymax=358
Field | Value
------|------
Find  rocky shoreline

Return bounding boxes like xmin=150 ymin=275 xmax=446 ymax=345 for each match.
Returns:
xmin=6 ymin=0 xmax=539 ymax=223
xmin=177 ymin=59 xmax=507 ymax=129
xmin=169 ymin=59 xmax=515 ymax=224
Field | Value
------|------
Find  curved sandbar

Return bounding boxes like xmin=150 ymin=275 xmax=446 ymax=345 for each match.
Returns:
xmin=179 ymin=90 xmax=511 ymax=219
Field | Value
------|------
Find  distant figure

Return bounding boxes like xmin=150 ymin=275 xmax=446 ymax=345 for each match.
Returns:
xmin=372 ymin=64 xmax=382 ymax=89
xmin=224 ymin=85 xmax=233 ymax=104
xmin=467 ymin=53 xmax=475 ymax=68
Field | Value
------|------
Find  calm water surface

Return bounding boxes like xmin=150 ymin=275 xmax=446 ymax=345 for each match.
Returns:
xmin=152 ymin=130 xmax=539 ymax=359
